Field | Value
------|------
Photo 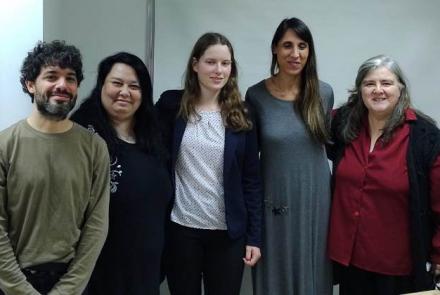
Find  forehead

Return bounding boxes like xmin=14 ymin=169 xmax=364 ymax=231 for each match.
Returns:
xmin=106 ymin=63 xmax=139 ymax=81
xmin=279 ymin=29 xmax=306 ymax=43
xmin=200 ymin=44 xmax=231 ymax=59
xmin=364 ymin=66 xmax=397 ymax=80
xmin=39 ymin=65 xmax=76 ymax=76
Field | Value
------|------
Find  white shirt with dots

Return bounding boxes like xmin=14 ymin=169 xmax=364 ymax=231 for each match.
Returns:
xmin=171 ymin=110 xmax=227 ymax=230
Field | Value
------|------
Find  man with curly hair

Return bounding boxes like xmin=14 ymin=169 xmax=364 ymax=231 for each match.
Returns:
xmin=0 ymin=40 xmax=110 ymax=295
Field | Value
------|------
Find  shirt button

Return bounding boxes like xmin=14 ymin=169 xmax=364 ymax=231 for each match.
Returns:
xmin=354 ymin=211 xmax=360 ymax=217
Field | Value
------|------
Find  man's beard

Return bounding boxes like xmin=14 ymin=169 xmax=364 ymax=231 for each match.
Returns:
xmin=34 ymin=90 xmax=77 ymax=121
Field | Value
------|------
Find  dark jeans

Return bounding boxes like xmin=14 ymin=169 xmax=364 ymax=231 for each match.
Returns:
xmin=0 ymin=262 xmax=68 ymax=295
xmin=166 ymin=222 xmax=245 ymax=295
xmin=337 ymin=263 xmax=415 ymax=295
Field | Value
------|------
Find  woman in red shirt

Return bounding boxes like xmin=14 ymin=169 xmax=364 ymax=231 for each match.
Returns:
xmin=327 ymin=55 xmax=440 ymax=294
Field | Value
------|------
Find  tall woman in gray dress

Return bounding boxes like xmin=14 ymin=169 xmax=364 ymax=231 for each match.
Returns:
xmin=246 ymin=18 xmax=334 ymax=294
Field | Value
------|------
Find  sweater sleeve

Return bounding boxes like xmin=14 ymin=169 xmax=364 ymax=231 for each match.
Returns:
xmin=0 ymin=148 xmax=40 ymax=295
xmin=48 ymin=137 xmax=110 ymax=295
xmin=430 ymin=154 xmax=440 ymax=264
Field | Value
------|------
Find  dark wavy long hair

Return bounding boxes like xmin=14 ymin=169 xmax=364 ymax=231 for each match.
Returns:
xmin=180 ymin=32 xmax=252 ymax=131
xmin=71 ymin=52 xmax=165 ymax=160
xmin=271 ymin=18 xmax=329 ymax=143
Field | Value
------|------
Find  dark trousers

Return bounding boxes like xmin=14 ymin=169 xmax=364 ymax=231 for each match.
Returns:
xmin=337 ymin=263 xmax=414 ymax=295
xmin=0 ymin=262 xmax=68 ymax=295
xmin=166 ymin=222 xmax=245 ymax=295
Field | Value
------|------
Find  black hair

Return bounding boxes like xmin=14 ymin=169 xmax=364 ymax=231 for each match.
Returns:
xmin=20 ymin=40 xmax=83 ymax=102
xmin=270 ymin=18 xmax=329 ymax=143
xmin=71 ymin=52 xmax=165 ymax=161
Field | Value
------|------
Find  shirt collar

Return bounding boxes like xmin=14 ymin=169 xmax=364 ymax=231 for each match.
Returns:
xmin=405 ymin=108 xmax=417 ymax=122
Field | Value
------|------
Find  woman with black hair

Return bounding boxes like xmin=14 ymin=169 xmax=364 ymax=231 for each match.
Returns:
xmin=71 ymin=52 xmax=172 ymax=295
xmin=246 ymin=18 xmax=334 ymax=294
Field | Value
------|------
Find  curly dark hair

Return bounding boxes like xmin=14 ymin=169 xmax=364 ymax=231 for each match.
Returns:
xmin=20 ymin=40 xmax=83 ymax=102
xmin=71 ymin=52 xmax=166 ymax=161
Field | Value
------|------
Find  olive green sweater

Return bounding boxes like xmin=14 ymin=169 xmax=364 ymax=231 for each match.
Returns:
xmin=0 ymin=120 xmax=110 ymax=295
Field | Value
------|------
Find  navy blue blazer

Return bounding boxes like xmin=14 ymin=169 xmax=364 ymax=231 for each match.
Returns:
xmin=155 ymin=90 xmax=262 ymax=247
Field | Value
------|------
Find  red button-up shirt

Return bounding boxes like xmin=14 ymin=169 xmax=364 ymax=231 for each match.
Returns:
xmin=328 ymin=109 xmax=440 ymax=275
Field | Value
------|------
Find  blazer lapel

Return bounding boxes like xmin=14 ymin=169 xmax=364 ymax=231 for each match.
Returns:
xmin=172 ymin=116 xmax=187 ymax=171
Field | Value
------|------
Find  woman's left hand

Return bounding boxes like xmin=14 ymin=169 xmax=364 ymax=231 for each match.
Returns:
xmin=243 ymin=245 xmax=261 ymax=266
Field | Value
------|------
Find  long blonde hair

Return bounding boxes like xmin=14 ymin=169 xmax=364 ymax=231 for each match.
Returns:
xmin=179 ymin=32 xmax=252 ymax=131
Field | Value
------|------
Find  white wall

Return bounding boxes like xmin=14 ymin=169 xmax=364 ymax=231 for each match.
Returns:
xmin=0 ymin=1 xmax=43 ymax=130
xmin=43 ymin=0 xmax=153 ymax=106
xmin=154 ymin=0 xmax=440 ymax=122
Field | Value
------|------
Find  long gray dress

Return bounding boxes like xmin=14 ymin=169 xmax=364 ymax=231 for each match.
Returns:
xmin=245 ymin=80 xmax=333 ymax=295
